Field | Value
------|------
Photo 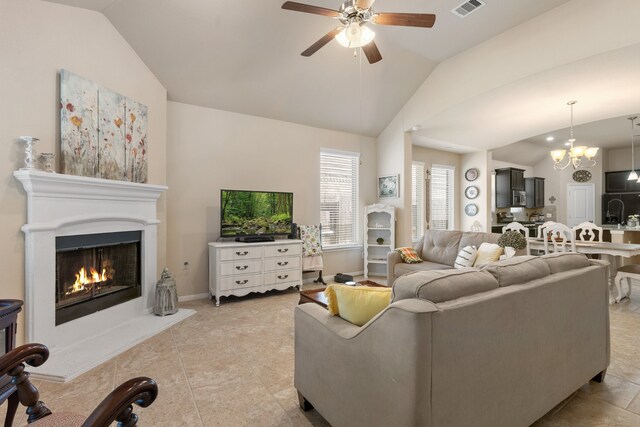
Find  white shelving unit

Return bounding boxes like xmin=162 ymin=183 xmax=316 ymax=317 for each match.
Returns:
xmin=364 ymin=204 xmax=395 ymax=278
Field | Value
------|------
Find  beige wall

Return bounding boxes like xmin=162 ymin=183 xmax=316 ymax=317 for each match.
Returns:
xmin=166 ymin=101 xmax=377 ymax=297
xmin=412 ymin=145 xmax=462 ymax=230
xmin=0 ymin=0 xmax=167 ymax=344
xmin=376 ymin=115 xmax=411 ymax=246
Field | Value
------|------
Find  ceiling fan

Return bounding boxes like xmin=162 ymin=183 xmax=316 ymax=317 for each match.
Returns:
xmin=281 ymin=0 xmax=436 ymax=64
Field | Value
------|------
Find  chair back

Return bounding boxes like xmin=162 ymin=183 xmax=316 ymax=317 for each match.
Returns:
xmin=470 ymin=221 xmax=482 ymax=232
xmin=537 ymin=221 xmax=556 ymax=238
xmin=501 ymin=222 xmax=530 ymax=255
xmin=543 ymin=223 xmax=576 ymax=254
xmin=573 ymin=222 xmax=603 ymax=242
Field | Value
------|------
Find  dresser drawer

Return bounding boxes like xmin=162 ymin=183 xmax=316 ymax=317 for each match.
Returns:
xmin=220 ymin=274 xmax=263 ymax=291
xmin=219 ymin=260 xmax=263 ymax=276
xmin=264 ymin=269 xmax=301 ymax=285
xmin=263 ymin=256 xmax=300 ymax=272
xmin=264 ymin=244 xmax=301 ymax=258
xmin=219 ymin=246 xmax=264 ymax=261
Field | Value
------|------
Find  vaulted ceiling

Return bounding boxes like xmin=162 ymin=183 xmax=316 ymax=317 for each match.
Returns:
xmin=44 ymin=0 xmax=570 ymax=136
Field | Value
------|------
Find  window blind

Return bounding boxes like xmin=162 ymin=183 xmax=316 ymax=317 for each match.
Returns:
xmin=320 ymin=150 xmax=359 ymax=247
xmin=430 ymin=165 xmax=455 ymax=230
xmin=411 ymin=162 xmax=425 ymax=242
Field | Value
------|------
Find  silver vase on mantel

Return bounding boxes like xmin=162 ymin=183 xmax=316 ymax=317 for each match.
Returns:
xmin=19 ymin=136 xmax=39 ymax=170
xmin=154 ymin=267 xmax=179 ymax=316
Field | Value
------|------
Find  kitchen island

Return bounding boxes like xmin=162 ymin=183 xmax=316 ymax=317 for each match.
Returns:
xmin=601 ymin=225 xmax=640 ymax=264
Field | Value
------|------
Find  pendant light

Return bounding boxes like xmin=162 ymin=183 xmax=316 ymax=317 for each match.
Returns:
xmin=629 ymin=116 xmax=638 ymax=180
xmin=550 ymin=101 xmax=599 ymax=170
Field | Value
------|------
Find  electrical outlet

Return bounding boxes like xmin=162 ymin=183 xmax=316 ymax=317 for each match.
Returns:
xmin=546 ymin=213 xmax=552 ymax=218
xmin=183 ymin=261 xmax=189 ymax=271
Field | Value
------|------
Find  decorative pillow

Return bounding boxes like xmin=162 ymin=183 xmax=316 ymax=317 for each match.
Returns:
xmin=396 ymin=247 xmax=423 ymax=264
xmin=324 ymin=284 xmax=392 ymax=326
xmin=473 ymin=242 xmax=504 ymax=267
xmin=454 ymin=245 xmax=477 ymax=269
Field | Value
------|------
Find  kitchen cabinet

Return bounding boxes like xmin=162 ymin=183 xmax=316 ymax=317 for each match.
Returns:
xmin=604 ymin=171 xmax=640 ymax=193
xmin=495 ymin=168 xmax=526 ymax=208
xmin=525 ymin=177 xmax=545 ymax=208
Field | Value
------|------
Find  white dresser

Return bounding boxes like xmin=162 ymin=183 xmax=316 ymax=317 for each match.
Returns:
xmin=208 ymin=239 xmax=303 ymax=306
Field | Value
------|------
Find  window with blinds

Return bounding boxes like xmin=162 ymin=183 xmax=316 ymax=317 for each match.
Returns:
xmin=430 ymin=165 xmax=455 ymax=230
xmin=320 ymin=150 xmax=360 ymax=247
xmin=411 ymin=162 xmax=425 ymax=242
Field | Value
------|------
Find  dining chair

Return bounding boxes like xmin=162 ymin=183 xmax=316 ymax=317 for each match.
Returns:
xmin=537 ymin=221 xmax=556 ymax=238
xmin=502 ymin=221 xmax=530 ymax=255
xmin=543 ymin=223 xmax=576 ymax=254
xmin=573 ymin=221 xmax=604 ymax=242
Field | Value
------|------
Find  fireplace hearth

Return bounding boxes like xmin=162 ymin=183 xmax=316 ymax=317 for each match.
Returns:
xmin=56 ymin=231 xmax=141 ymax=325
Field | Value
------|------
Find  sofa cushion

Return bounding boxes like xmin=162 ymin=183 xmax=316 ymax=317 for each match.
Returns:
xmin=542 ymin=252 xmax=591 ymax=274
xmin=324 ymin=284 xmax=392 ymax=326
xmin=459 ymin=232 xmax=501 ymax=251
xmin=473 ymin=243 xmax=504 ymax=267
xmin=396 ymin=247 xmax=423 ymax=263
xmin=420 ymin=230 xmax=463 ymax=266
xmin=394 ymin=261 xmax=451 ymax=278
xmin=391 ymin=269 xmax=499 ymax=304
xmin=482 ymin=256 xmax=551 ymax=287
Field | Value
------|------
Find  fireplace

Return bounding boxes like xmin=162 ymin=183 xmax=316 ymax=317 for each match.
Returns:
xmin=55 ymin=231 xmax=142 ymax=325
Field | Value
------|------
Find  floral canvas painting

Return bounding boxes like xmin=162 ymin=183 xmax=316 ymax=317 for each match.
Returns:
xmin=60 ymin=70 xmax=148 ymax=183
xmin=60 ymin=70 xmax=99 ymax=177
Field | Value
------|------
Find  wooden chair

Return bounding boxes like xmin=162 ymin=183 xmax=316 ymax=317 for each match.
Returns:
xmin=470 ymin=221 xmax=482 ymax=232
xmin=572 ymin=222 xmax=604 ymax=242
xmin=501 ymin=221 xmax=530 ymax=255
xmin=0 ymin=343 xmax=157 ymax=426
xmin=543 ymin=223 xmax=576 ymax=254
xmin=298 ymin=224 xmax=326 ymax=286
xmin=0 ymin=300 xmax=22 ymax=427
xmin=614 ymin=265 xmax=638 ymax=303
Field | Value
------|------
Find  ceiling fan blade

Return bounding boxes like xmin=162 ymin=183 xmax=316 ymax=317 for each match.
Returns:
xmin=362 ymin=40 xmax=382 ymax=64
xmin=373 ymin=13 xmax=436 ymax=28
xmin=356 ymin=0 xmax=376 ymax=9
xmin=301 ymin=27 xmax=343 ymax=57
xmin=281 ymin=1 xmax=340 ymax=18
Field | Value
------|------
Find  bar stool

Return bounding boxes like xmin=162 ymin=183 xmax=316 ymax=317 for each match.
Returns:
xmin=154 ymin=268 xmax=179 ymax=316
xmin=614 ymin=265 xmax=639 ymax=303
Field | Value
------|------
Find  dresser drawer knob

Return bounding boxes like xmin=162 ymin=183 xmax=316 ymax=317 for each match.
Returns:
xmin=277 ymin=248 xmax=289 ymax=253
xmin=277 ymin=261 xmax=289 ymax=266
xmin=236 ymin=265 xmax=249 ymax=271
xmin=235 ymin=279 xmax=249 ymax=285
xmin=236 ymin=251 xmax=249 ymax=256
xmin=277 ymin=274 xmax=289 ymax=280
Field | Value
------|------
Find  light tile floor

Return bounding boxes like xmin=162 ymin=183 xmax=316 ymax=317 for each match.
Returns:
xmin=4 ymin=280 xmax=640 ymax=426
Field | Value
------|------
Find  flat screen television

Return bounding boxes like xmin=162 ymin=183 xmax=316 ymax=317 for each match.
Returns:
xmin=220 ymin=189 xmax=293 ymax=238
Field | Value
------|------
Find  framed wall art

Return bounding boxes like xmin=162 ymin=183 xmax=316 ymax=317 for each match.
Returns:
xmin=378 ymin=174 xmax=399 ymax=198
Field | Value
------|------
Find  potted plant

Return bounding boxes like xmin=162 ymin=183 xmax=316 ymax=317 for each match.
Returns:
xmin=497 ymin=231 xmax=527 ymax=259
xmin=376 ymin=237 xmax=385 ymax=245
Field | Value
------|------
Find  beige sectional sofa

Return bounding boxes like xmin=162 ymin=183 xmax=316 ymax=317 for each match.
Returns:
xmin=295 ymin=253 xmax=610 ymax=427
xmin=387 ymin=229 xmax=500 ymax=285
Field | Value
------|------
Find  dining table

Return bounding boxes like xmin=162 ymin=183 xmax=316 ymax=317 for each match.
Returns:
xmin=527 ymin=238 xmax=640 ymax=304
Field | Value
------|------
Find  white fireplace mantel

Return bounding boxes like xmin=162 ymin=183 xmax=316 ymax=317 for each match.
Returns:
xmin=13 ymin=170 xmax=193 ymax=382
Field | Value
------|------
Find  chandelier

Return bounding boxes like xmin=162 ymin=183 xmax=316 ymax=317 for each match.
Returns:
xmin=549 ymin=101 xmax=599 ymax=170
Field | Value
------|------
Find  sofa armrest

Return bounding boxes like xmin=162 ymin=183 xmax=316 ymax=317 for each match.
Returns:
xmin=387 ymin=250 xmax=403 ymax=286
xmin=294 ymin=299 xmax=438 ymax=426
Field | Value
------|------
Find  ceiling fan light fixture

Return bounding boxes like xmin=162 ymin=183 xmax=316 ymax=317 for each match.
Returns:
xmin=336 ymin=22 xmax=375 ymax=48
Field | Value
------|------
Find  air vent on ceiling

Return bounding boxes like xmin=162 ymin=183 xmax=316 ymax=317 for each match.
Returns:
xmin=452 ymin=0 xmax=486 ymax=18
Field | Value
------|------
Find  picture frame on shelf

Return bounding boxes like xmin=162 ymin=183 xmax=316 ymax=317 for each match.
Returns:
xmin=378 ymin=174 xmax=399 ymax=198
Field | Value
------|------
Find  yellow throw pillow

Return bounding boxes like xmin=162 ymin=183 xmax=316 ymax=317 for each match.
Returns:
xmin=473 ymin=242 xmax=504 ymax=267
xmin=396 ymin=247 xmax=423 ymax=264
xmin=324 ymin=284 xmax=392 ymax=326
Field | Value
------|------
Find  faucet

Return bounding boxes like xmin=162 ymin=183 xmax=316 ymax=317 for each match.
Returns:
xmin=607 ymin=198 xmax=624 ymax=224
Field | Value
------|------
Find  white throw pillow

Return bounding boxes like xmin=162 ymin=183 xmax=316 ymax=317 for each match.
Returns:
xmin=454 ymin=245 xmax=477 ymax=269
xmin=473 ymin=242 xmax=504 ymax=267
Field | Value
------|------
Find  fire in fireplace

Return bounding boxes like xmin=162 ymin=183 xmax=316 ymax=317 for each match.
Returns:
xmin=55 ymin=231 xmax=142 ymax=325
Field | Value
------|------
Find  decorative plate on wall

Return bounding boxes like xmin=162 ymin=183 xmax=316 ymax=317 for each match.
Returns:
xmin=465 ymin=168 xmax=479 ymax=182
xmin=465 ymin=186 xmax=479 ymax=199
xmin=572 ymin=170 xmax=592 ymax=182
xmin=465 ymin=203 xmax=478 ymax=216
